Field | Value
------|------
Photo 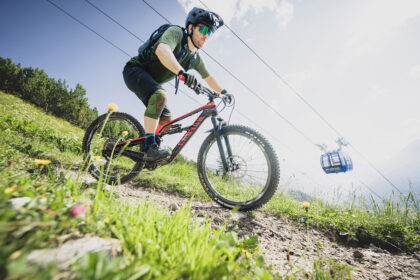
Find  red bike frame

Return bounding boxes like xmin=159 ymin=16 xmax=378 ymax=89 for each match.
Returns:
xmin=115 ymin=100 xmax=217 ymax=165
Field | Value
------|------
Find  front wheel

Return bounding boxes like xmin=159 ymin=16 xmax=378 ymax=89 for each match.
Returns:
xmin=82 ymin=112 xmax=145 ymax=184
xmin=197 ymin=125 xmax=280 ymax=211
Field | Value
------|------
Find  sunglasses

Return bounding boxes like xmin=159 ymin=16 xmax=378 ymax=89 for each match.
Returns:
xmin=197 ymin=25 xmax=213 ymax=36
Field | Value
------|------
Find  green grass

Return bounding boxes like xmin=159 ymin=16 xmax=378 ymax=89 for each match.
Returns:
xmin=134 ymin=157 xmax=210 ymax=200
xmin=135 ymin=146 xmax=420 ymax=252
xmin=1 ymin=91 xmax=418 ymax=279
xmin=0 ymin=92 xmax=276 ymax=279
xmin=265 ymin=192 xmax=419 ymax=252
xmin=0 ymin=163 xmax=269 ymax=279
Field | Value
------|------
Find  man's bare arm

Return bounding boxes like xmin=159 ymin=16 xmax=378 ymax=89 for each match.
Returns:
xmin=155 ymin=43 xmax=184 ymax=74
xmin=204 ymin=75 xmax=223 ymax=93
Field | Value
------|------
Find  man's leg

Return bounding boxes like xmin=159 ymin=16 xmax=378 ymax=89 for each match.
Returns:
xmin=144 ymin=116 xmax=159 ymax=134
xmin=143 ymin=89 xmax=170 ymax=160
xmin=122 ymin=64 xmax=169 ymax=159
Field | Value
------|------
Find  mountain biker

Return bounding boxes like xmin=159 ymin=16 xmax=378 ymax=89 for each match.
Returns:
xmin=123 ymin=7 xmax=233 ymax=161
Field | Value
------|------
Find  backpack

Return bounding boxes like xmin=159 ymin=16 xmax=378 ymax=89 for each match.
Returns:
xmin=137 ymin=24 xmax=197 ymax=72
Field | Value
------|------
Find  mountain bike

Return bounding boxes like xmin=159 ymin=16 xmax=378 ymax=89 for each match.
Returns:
xmin=82 ymin=75 xmax=280 ymax=210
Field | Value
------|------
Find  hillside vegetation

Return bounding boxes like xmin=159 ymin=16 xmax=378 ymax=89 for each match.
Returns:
xmin=1 ymin=91 xmax=419 ymax=279
xmin=0 ymin=57 xmax=98 ymax=128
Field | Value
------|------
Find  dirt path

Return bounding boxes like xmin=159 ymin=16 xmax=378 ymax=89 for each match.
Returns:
xmin=76 ymin=172 xmax=420 ymax=279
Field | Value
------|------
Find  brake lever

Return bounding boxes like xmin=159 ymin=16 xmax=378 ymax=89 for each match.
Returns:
xmin=194 ymin=83 xmax=203 ymax=95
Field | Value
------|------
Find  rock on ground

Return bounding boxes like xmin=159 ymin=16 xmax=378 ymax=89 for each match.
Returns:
xmin=27 ymin=236 xmax=121 ymax=269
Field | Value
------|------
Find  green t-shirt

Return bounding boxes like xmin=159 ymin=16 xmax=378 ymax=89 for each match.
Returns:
xmin=129 ymin=26 xmax=210 ymax=84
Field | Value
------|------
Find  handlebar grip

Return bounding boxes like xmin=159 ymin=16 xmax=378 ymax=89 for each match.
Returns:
xmin=178 ymin=74 xmax=186 ymax=82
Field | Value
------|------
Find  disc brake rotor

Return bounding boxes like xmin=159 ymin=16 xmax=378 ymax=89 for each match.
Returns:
xmin=227 ymin=155 xmax=247 ymax=179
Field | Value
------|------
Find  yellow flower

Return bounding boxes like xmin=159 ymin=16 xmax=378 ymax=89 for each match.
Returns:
xmin=92 ymin=156 xmax=101 ymax=160
xmin=9 ymin=250 xmax=22 ymax=260
xmin=303 ymin=202 xmax=311 ymax=209
xmin=242 ymin=248 xmax=251 ymax=258
xmin=35 ymin=159 xmax=51 ymax=165
xmin=4 ymin=185 xmax=18 ymax=194
xmin=122 ymin=131 xmax=128 ymax=136
xmin=107 ymin=103 xmax=118 ymax=111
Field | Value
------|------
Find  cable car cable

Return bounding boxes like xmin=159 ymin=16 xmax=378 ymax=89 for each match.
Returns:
xmin=140 ymin=0 xmax=392 ymax=199
xmin=47 ymin=0 xmax=322 ymax=188
xmin=197 ymin=0 xmax=403 ymax=195
xmin=45 ymin=0 xmax=131 ymax=57
xmin=141 ymin=0 xmax=387 ymax=199
xmin=46 ymin=0 xmax=373 ymax=201
xmin=84 ymin=0 xmax=295 ymax=153
xmin=84 ymin=0 xmax=318 ymax=180
xmin=350 ymin=174 xmax=384 ymax=201
xmin=141 ymin=0 xmax=318 ymax=147
xmin=46 ymin=3 xmax=419 ymax=257
xmin=85 ymin=0 xmax=144 ymax=43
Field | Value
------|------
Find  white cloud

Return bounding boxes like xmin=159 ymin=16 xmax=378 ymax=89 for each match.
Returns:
xmin=340 ymin=0 xmax=420 ymax=62
xmin=177 ymin=0 xmax=294 ymax=29
xmin=409 ymin=64 xmax=420 ymax=80
xmin=274 ymin=0 xmax=294 ymax=29
xmin=360 ymin=84 xmax=391 ymax=108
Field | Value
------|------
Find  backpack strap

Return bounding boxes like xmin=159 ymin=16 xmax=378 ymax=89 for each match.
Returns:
xmin=174 ymin=28 xmax=198 ymax=94
xmin=175 ymin=28 xmax=189 ymax=61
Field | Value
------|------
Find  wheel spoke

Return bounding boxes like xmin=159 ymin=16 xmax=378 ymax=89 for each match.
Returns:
xmin=84 ymin=113 xmax=144 ymax=184
xmin=200 ymin=127 xmax=275 ymax=207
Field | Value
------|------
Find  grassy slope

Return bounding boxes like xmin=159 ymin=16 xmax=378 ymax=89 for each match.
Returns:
xmin=0 ymin=91 xmax=275 ymax=279
xmin=1 ymin=91 xmax=418 ymax=278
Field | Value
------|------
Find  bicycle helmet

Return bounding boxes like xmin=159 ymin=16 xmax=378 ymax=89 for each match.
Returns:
xmin=185 ymin=7 xmax=224 ymax=31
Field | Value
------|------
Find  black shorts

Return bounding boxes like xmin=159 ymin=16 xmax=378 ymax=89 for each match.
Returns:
xmin=123 ymin=62 xmax=171 ymax=117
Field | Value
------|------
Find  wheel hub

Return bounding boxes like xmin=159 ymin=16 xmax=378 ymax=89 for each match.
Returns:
xmin=227 ymin=155 xmax=247 ymax=179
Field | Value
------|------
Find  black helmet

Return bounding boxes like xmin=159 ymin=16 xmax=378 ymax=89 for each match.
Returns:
xmin=185 ymin=7 xmax=224 ymax=31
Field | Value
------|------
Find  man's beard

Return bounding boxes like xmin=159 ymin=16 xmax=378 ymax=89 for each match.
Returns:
xmin=193 ymin=37 xmax=205 ymax=48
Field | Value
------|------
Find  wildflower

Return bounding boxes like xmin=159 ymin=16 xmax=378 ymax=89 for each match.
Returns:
xmin=69 ymin=205 xmax=86 ymax=217
xmin=35 ymin=159 xmax=51 ymax=165
xmin=107 ymin=103 xmax=118 ymax=111
xmin=303 ymin=201 xmax=310 ymax=212
xmin=242 ymin=248 xmax=251 ymax=258
xmin=9 ymin=250 xmax=22 ymax=260
xmin=122 ymin=130 xmax=128 ymax=136
xmin=4 ymin=184 xmax=19 ymax=194
xmin=92 ymin=155 xmax=101 ymax=160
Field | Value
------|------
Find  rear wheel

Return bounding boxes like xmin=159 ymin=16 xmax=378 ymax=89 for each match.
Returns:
xmin=82 ymin=112 xmax=145 ymax=184
xmin=197 ymin=125 xmax=280 ymax=211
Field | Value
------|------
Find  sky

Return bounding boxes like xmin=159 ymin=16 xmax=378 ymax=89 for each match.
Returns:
xmin=1 ymin=0 xmax=419 ymax=200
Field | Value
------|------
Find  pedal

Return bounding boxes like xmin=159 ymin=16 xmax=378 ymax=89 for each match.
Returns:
xmin=166 ymin=124 xmax=182 ymax=134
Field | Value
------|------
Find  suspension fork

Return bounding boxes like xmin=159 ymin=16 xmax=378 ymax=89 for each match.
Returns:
xmin=211 ymin=116 xmax=233 ymax=172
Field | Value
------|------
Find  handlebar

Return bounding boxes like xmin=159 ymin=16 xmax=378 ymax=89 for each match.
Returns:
xmin=178 ymin=74 xmax=220 ymax=99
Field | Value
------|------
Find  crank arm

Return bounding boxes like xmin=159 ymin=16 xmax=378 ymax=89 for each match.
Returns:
xmin=102 ymin=148 xmax=144 ymax=162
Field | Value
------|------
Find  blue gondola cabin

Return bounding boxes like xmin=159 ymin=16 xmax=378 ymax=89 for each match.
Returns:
xmin=320 ymin=150 xmax=353 ymax=174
